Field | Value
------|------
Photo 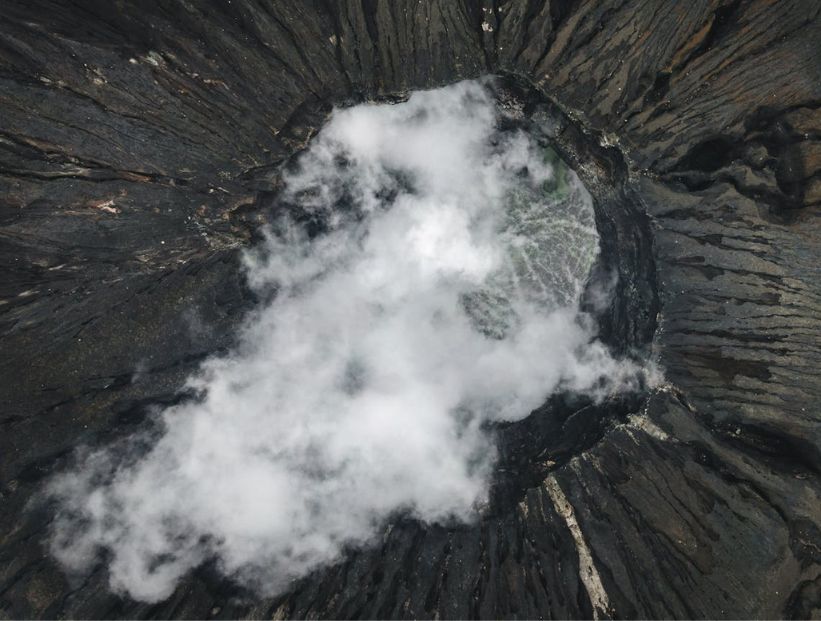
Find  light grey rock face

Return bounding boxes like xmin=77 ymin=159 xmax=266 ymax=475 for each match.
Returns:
xmin=462 ymin=144 xmax=598 ymax=341
xmin=465 ymin=153 xmax=598 ymax=329
xmin=0 ymin=1 xmax=819 ymax=619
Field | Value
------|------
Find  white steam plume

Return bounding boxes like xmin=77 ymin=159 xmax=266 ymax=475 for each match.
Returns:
xmin=48 ymin=79 xmax=648 ymax=602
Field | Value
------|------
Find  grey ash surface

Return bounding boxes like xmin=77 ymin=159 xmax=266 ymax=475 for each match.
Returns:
xmin=1 ymin=1 xmax=820 ymax=618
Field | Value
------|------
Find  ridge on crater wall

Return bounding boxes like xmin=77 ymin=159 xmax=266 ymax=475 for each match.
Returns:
xmin=0 ymin=1 xmax=819 ymax=619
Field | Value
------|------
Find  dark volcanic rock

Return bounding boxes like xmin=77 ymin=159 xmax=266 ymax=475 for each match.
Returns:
xmin=1 ymin=0 xmax=819 ymax=618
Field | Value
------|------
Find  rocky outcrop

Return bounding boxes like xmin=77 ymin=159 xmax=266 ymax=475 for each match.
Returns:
xmin=1 ymin=0 xmax=819 ymax=618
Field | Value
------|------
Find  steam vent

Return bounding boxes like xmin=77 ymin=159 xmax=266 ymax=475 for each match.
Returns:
xmin=1 ymin=1 xmax=820 ymax=619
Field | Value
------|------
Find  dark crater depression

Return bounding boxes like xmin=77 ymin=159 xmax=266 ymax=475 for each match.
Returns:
xmin=0 ymin=1 xmax=819 ymax=619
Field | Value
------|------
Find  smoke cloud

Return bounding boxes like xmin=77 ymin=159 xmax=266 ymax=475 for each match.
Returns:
xmin=48 ymin=79 xmax=648 ymax=602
